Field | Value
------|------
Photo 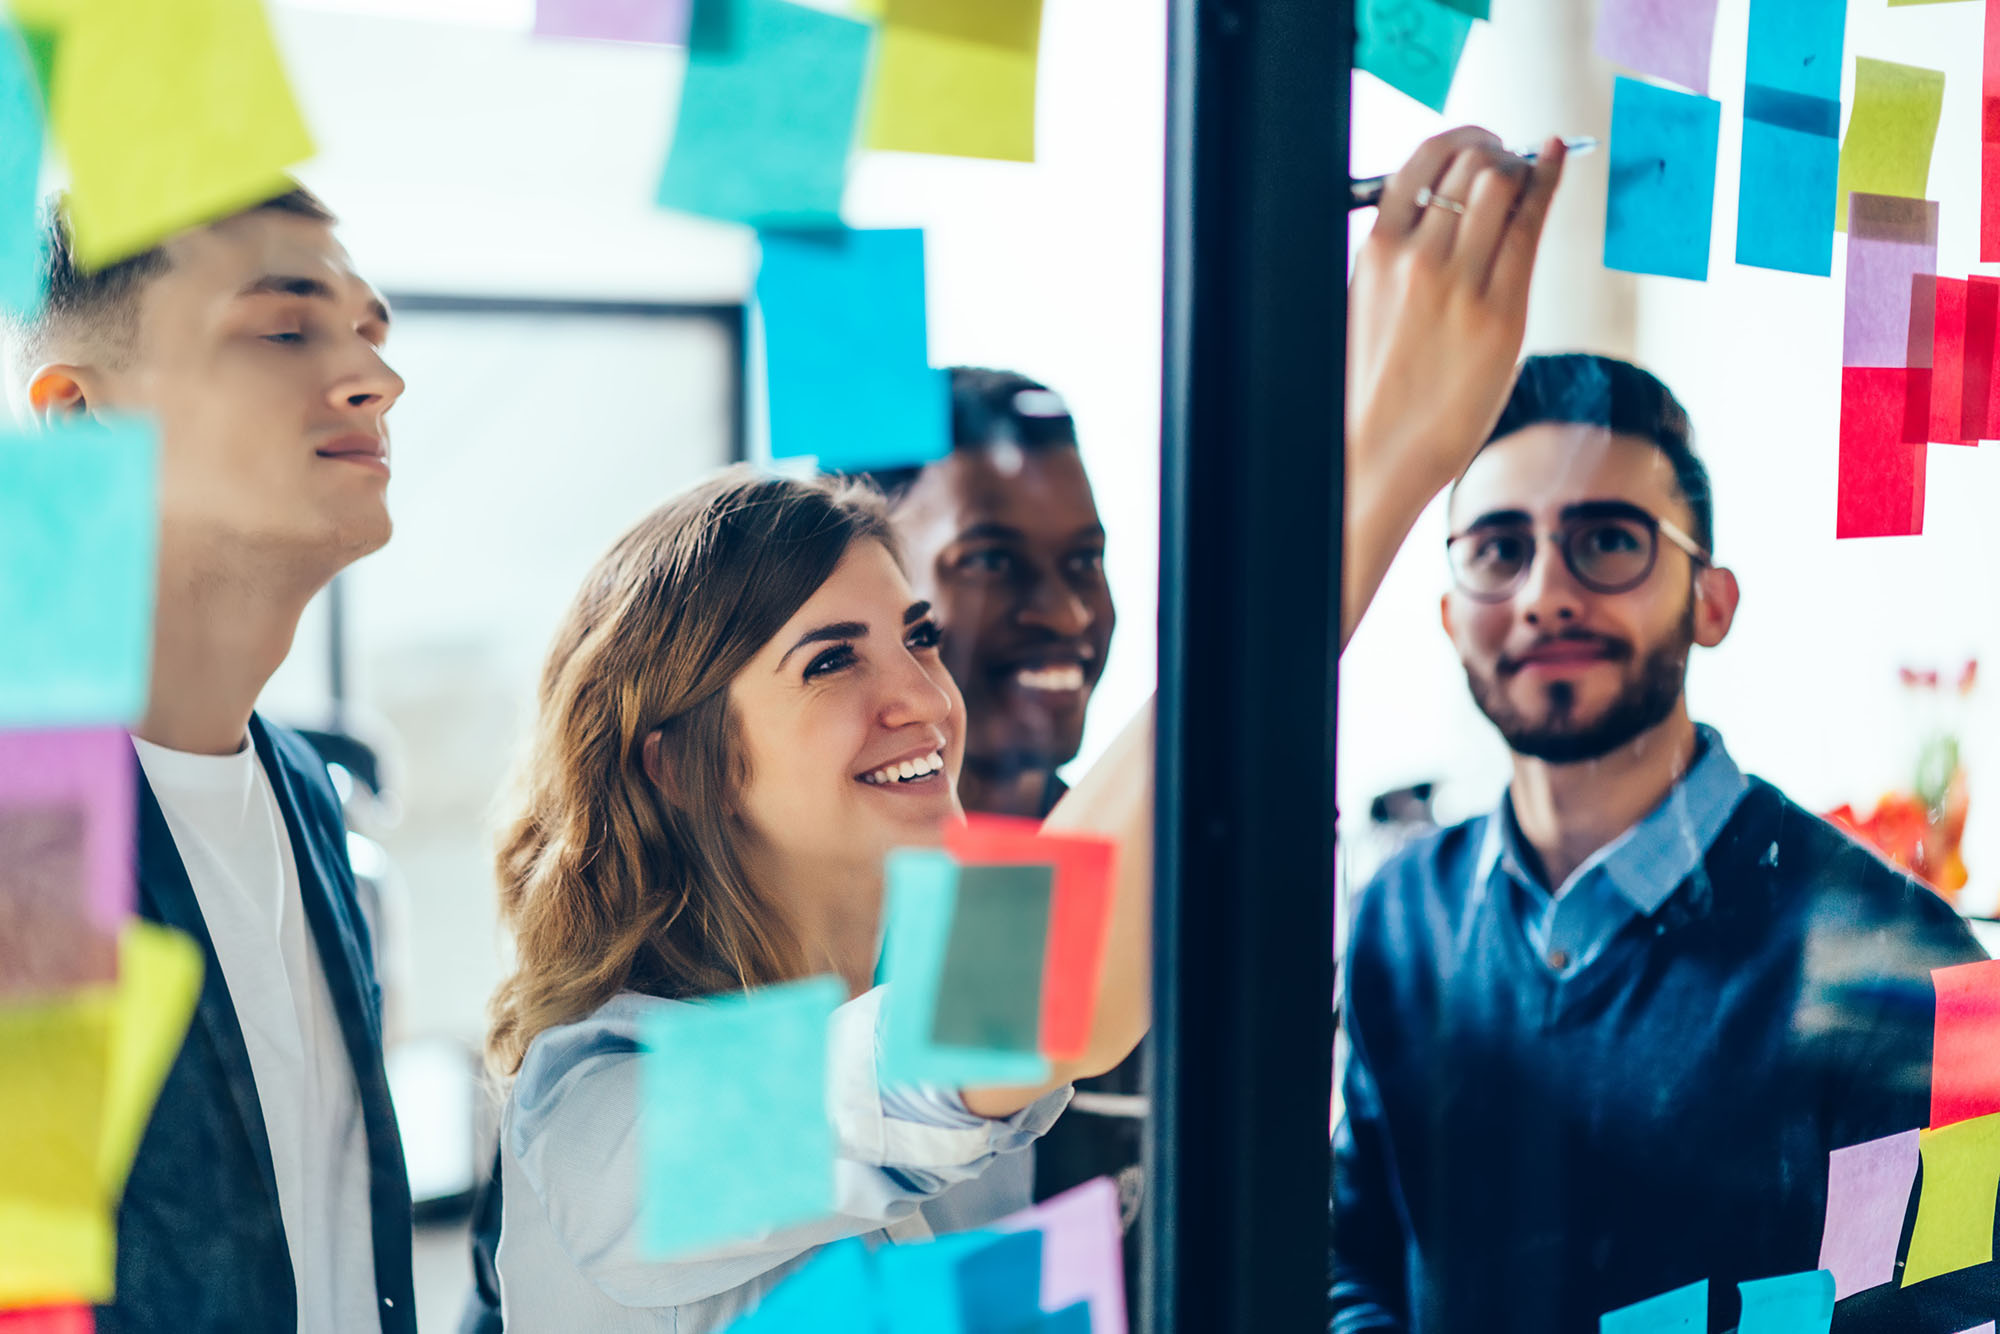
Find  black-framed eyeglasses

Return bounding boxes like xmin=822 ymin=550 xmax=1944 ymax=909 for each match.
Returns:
xmin=1445 ymin=502 xmax=1711 ymax=603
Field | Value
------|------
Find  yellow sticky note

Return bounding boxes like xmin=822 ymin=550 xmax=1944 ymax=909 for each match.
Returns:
xmin=47 ymin=0 xmax=313 ymax=270
xmin=1902 ymin=1110 xmax=2000 ymax=1286
xmin=1835 ymin=57 xmax=1945 ymax=234
xmin=99 ymin=921 xmax=202 ymax=1199
xmin=863 ymin=0 xmax=1042 ymax=163
xmin=0 ymin=987 xmax=115 ymax=1307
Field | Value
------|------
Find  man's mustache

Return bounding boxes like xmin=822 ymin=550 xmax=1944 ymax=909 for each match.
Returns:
xmin=1496 ymin=630 xmax=1635 ymax=677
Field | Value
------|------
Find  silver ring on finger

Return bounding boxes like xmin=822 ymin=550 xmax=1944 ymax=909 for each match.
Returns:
xmin=1415 ymin=186 xmax=1467 ymax=215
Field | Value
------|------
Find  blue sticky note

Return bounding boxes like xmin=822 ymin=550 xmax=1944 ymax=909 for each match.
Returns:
xmin=656 ymin=0 xmax=870 ymax=227
xmin=1022 ymin=1305 xmax=1091 ymax=1334
xmin=1736 ymin=1270 xmax=1835 ymax=1334
xmin=956 ymin=1230 xmax=1045 ymax=1332
xmin=727 ymin=1239 xmax=882 ymax=1332
xmin=879 ymin=849 xmax=1050 ymax=1089
xmin=1356 ymin=0 xmax=1472 ymax=114
xmin=874 ymin=1231 xmax=1045 ymax=1334
xmin=1736 ymin=117 xmax=1839 ymax=275
xmin=1745 ymin=0 xmax=1846 ymax=106
xmin=638 ymin=975 xmax=842 ymax=1259
xmin=756 ymin=229 xmax=950 ymax=472
xmin=1605 ymin=77 xmax=1721 ymax=282
xmin=0 ymin=20 xmax=43 ymax=318
xmin=0 ymin=419 xmax=158 ymax=728
xmin=1599 ymin=1279 xmax=1708 ymax=1334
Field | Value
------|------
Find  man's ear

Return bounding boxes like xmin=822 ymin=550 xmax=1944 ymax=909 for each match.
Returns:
xmin=642 ymin=729 xmax=686 ymax=808
xmin=1439 ymin=590 xmax=1455 ymax=642
xmin=26 ymin=364 xmax=95 ymax=424
xmin=1693 ymin=565 xmax=1740 ymax=649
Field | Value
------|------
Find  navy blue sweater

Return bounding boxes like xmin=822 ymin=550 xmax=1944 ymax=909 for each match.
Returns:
xmin=1331 ymin=778 xmax=1996 ymax=1333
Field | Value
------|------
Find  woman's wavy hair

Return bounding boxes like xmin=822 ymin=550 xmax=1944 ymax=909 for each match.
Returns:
xmin=486 ymin=466 xmax=893 ymax=1077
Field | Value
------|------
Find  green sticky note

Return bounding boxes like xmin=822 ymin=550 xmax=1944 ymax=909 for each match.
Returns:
xmin=1835 ymin=57 xmax=1945 ymax=235
xmin=930 ymin=862 xmax=1052 ymax=1053
xmin=1902 ymin=1110 xmax=2000 ymax=1286
xmin=45 ymin=0 xmax=313 ymax=270
xmin=657 ymin=0 xmax=871 ymax=227
xmin=0 ymin=418 xmax=158 ymax=728
xmin=1357 ymin=0 xmax=1472 ymax=114
xmin=0 ymin=18 xmax=45 ymax=318
xmin=638 ymin=976 xmax=842 ymax=1259
xmin=864 ymin=0 xmax=1042 ymax=163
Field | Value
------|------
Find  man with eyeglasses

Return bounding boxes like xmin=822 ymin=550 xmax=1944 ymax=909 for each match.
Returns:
xmin=1329 ymin=354 xmax=1993 ymax=1333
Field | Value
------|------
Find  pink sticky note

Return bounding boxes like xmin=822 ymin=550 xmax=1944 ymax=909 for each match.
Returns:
xmin=533 ymin=0 xmax=689 ymax=44
xmin=0 ymin=727 xmax=132 ymax=930
xmin=996 ymin=1176 xmax=1128 ymax=1334
xmin=1932 ymin=959 xmax=2000 ymax=1129
xmin=0 ymin=728 xmax=131 ymax=998
xmin=0 ymin=1308 xmax=93 ymax=1333
xmin=1931 ymin=277 xmax=1972 ymax=444
xmin=1596 ymin=0 xmax=1721 ymax=95
xmin=1844 ymin=194 xmax=1940 ymax=370
xmin=1818 ymin=1129 xmax=1921 ymax=1299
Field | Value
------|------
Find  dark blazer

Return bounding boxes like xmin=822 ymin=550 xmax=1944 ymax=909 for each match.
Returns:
xmin=100 ymin=716 xmax=416 ymax=1333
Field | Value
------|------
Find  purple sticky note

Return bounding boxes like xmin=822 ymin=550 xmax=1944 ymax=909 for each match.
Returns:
xmin=1950 ymin=1325 xmax=1996 ymax=1334
xmin=1843 ymin=194 xmax=1940 ymax=369
xmin=534 ymin=0 xmax=689 ymax=44
xmin=1818 ymin=1129 xmax=1921 ymax=1299
xmin=0 ymin=728 xmax=133 ymax=933
xmin=996 ymin=1177 xmax=1128 ymax=1334
xmin=1596 ymin=0 xmax=1721 ymax=95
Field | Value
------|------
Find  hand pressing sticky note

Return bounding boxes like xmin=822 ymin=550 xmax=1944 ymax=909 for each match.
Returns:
xmin=1836 ymin=59 xmax=1946 ymax=235
xmin=656 ymin=0 xmax=871 ymax=227
xmin=1596 ymin=0 xmax=1721 ymax=95
xmin=638 ymin=975 xmax=841 ymax=1260
xmin=46 ymin=0 xmax=313 ymax=271
xmin=865 ymin=0 xmax=1043 ymax=163
xmin=1818 ymin=1128 xmax=1921 ymax=1299
xmin=995 ymin=1177 xmax=1127 ymax=1334
xmin=1902 ymin=1109 xmax=2000 ymax=1286
xmin=1357 ymin=0 xmax=1472 ymax=114
xmin=1735 ymin=1270 xmax=1834 ymax=1334
xmin=1931 ymin=958 xmax=2000 ymax=1128
xmin=1605 ymin=77 xmax=1721 ymax=282
xmin=0 ymin=420 xmax=158 ymax=728
xmin=1598 ymin=1279 xmax=1707 ymax=1334
xmin=0 ymin=17 xmax=43 ymax=319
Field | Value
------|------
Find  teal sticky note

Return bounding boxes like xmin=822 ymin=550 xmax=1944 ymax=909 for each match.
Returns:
xmin=727 ymin=1238 xmax=881 ymax=1332
xmin=756 ymin=228 xmax=950 ymax=472
xmin=957 ymin=1230 xmax=1045 ymax=1332
xmin=874 ymin=1231 xmax=1044 ymax=1334
xmin=1736 ymin=1270 xmax=1834 ymax=1334
xmin=1605 ymin=77 xmax=1721 ymax=281
xmin=656 ymin=0 xmax=871 ymax=227
xmin=1736 ymin=116 xmax=1839 ymax=275
xmin=0 ymin=20 xmax=44 ymax=318
xmin=1357 ymin=0 xmax=1473 ymax=114
xmin=0 ymin=419 xmax=158 ymax=728
xmin=1433 ymin=0 xmax=1489 ymax=15
xmin=638 ymin=975 xmax=842 ymax=1259
xmin=1599 ymin=1279 xmax=1708 ymax=1333
xmin=879 ymin=849 xmax=1050 ymax=1088
xmin=930 ymin=863 xmax=1052 ymax=1053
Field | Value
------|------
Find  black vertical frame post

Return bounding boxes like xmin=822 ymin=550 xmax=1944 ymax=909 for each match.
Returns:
xmin=1150 ymin=0 xmax=1351 ymax=1331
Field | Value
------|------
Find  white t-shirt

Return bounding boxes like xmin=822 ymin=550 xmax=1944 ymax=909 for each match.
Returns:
xmin=134 ymin=735 xmax=380 ymax=1334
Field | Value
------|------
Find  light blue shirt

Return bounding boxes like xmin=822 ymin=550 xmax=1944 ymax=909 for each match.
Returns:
xmin=1476 ymin=724 xmax=1751 ymax=979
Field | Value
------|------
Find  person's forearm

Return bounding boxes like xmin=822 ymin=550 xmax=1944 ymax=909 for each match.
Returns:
xmin=1342 ymin=441 xmax=1457 ymax=651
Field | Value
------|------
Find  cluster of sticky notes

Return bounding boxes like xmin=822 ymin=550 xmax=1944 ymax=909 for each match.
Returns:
xmin=878 ymin=816 xmax=1117 ymax=1090
xmin=722 ymin=1176 xmax=1126 ymax=1333
xmin=1356 ymin=0 xmax=1482 ymax=115
xmin=1599 ymin=1271 xmax=1837 ymax=1333
xmin=1837 ymin=194 xmax=1939 ymax=538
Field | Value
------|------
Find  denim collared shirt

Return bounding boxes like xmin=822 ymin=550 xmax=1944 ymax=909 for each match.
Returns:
xmin=1477 ymin=724 xmax=1751 ymax=980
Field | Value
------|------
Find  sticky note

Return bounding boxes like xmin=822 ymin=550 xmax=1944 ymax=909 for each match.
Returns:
xmin=728 ymin=1238 xmax=879 ymax=1333
xmin=1431 ymin=0 xmax=1488 ymax=14
xmin=1984 ymin=0 xmax=2000 ymax=261
xmin=1949 ymin=1325 xmax=1996 ymax=1334
xmin=0 ymin=420 xmax=159 ymax=728
xmin=865 ymin=0 xmax=1043 ymax=163
xmin=1837 ymin=366 xmax=1927 ymax=539
xmin=1929 ymin=278 xmax=1971 ymax=445
xmin=1736 ymin=1270 xmax=1834 ymax=1334
xmin=1595 ymin=0 xmax=1720 ymax=95
xmin=0 ymin=990 xmax=114 ymax=1308
xmin=1932 ymin=959 xmax=2000 ymax=1128
xmin=953 ymin=1230 xmax=1046 ymax=1330
xmin=1598 ymin=1278 xmax=1708 ymax=1333
xmin=655 ymin=0 xmax=870 ymax=227
xmin=1735 ymin=0 xmax=1844 ymax=276
xmin=755 ymin=228 xmax=950 ymax=472
xmin=1605 ymin=78 xmax=1721 ymax=282
xmin=0 ymin=804 xmax=112 ymax=999
xmin=879 ymin=848 xmax=1050 ymax=1088
xmin=0 ymin=18 xmax=43 ymax=318
xmin=97 ymin=922 xmax=201 ymax=1200
xmin=1745 ymin=0 xmax=1845 ymax=104
xmin=1964 ymin=277 xmax=2000 ymax=440
xmin=995 ymin=1177 xmax=1127 ymax=1334
xmin=1842 ymin=194 xmax=1938 ymax=369
xmin=931 ymin=863 xmax=1052 ymax=1053
xmin=1836 ymin=59 xmax=1946 ymax=235
xmin=1819 ymin=1128 xmax=1922 ymax=1298
xmin=0 ymin=728 xmax=132 ymax=942
xmin=45 ymin=0 xmax=313 ymax=270
xmin=1356 ymin=0 xmax=1472 ymax=114
xmin=1903 ymin=1110 xmax=2000 ymax=1285
xmin=874 ymin=1230 xmax=1045 ymax=1334
xmin=638 ymin=976 xmax=842 ymax=1259
xmin=534 ymin=0 xmax=690 ymax=44
xmin=0 ymin=1308 xmax=93 ymax=1333
xmin=942 ymin=817 xmax=1117 ymax=1064
xmin=1028 ymin=1306 xmax=1092 ymax=1334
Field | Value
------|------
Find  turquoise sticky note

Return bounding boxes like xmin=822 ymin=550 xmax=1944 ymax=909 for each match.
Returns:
xmin=0 ymin=20 xmax=44 ymax=318
xmin=1357 ymin=0 xmax=1472 ymax=113
xmin=756 ymin=228 xmax=950 ymax=472
xmin=957 ymin=1230 xmax=1045 ymax=1331
xmin=656 ymin=0 xmax=871 ymax=227
xmin=1736 ymin=1270 xmax=1834 ymax=1334
xmin=638 ymin=975 xmax=842 ymax=1259
xmin=1599 ymin=1278 xmax=1708 ymax=1333
xmin=1606 ymin=77 xmax=1721 ymax=281
xmin=0 ymin=419 xmax=158 ymax=728
xmin=727 ymin=1238 xmax=881 ymax=1332
xmin=873 ymin=1230 xmax=1044 ymax=1334
xmin=1736 ymin=116 xmax=1839 ymax=275
xmin=931 ymin=863 xmax=1052 ymax=1053
xmin=879 ymin=849 xmax=1050 ymax=1088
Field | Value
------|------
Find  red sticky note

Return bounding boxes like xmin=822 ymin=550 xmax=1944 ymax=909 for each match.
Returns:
xmin=1931 ymin=277 xmax=1970 ymax=445
xmin=1984 ymin=0 xmax=2000 ymax=262
xmin=1837 ymin=366 xmax=1927 ymax=539
xmin=0 ymin=1308 xmax=93 ymax=1333
xmin=1963 ymin=277 xmax=1999 ymax=441
xmin=942 ymin=815 xmax=1118 ymax=1062
xmin=1932 ymin=959 xmax=2000 ymax=1129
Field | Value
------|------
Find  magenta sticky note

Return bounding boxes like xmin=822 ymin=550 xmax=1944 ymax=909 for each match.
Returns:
xmin=533 ymin=0 xmax=689 ymax=44
xmin=1596 ymin=0 xmax=1721 ymax=95
xmin=1843 ymin=194 xmax=1940 ymax=368
xmin=0 ymin=728 xmax=133 ymax=933
xmin=1818 ymin=1129 xmax=1921 ymax=1299
xmin=995 ymin=1176 xmax=1128 ymax=1334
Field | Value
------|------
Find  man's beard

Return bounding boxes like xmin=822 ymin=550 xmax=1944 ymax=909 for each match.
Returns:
xmin=1465 ymin=602 xmax=1695 ymax=765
